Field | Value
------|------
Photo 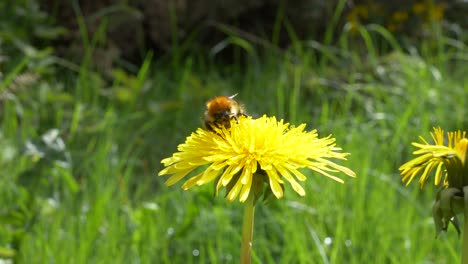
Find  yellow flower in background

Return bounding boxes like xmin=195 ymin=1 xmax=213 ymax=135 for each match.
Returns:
xmin=391 ymin=11 xmax=409 ymax=22
xmin=346 ymin=4 xmax=369 ymax=33
xmin=399 ymin=127 xmax=468 ymax=189
xmin=159 ymin=115 xmax=355 ymax=202
xmin=429 ymin=3 xmax=446 ymax=22
xmin=412 ymin=2 xmax=426 ymax=15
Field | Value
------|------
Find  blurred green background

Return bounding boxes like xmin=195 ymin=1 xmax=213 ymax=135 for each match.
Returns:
xmin=0 ymin=0 xmax=467 ymax=263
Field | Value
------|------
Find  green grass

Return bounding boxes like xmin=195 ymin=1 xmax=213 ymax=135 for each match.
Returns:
xmin=1 ymin=6 xmax=468 ymax=263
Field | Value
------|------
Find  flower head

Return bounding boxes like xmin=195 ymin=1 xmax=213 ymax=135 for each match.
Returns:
xmin=399 ymin=127 xmax=468 ymax=189
xmin=399 ymin=127 xmax=468 ymax=237
xmin=158 ymin=115 xmax=355 ymax=202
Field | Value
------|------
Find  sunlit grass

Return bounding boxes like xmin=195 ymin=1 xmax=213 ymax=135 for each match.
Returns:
xmin=1 ymin=6 xmax=467 ymax=263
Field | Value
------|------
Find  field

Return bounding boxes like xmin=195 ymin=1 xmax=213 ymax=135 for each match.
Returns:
xmin=1 ymin=2 xmax=467 ymax=263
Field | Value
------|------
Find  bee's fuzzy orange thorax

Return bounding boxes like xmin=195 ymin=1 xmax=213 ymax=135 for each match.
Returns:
xmin=206 ymin=96 xmax=232 ymax=115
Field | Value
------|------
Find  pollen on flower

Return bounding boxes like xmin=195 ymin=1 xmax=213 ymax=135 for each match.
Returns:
xmin=158 ymin=115 xmax=356 ymax=202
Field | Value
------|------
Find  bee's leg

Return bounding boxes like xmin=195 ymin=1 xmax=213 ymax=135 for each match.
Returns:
xmin=230 ymin=113 xmax=248 ymax=124
xmin=204 ymin=121 xmax=219 ymax=132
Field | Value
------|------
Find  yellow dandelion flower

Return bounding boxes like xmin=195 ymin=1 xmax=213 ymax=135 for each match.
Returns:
xmin=345 ymin=4 xmax=369 ymax=34
xmin=412 ymin=2 xmax=426 ymax=15
xmin=392 ymin=11 xmax=409 ymax=22
xmin=399 ymin=127 xmax=468 ymax=189
xmin=158 ymin=115 xmax=356 ymax=202
xmin=386 ymin=23 xmax=400 ymax=33
xmin=354 ymin=5 xmax=369 ymax=19
xmin=429 ymin=4 xmax=446 ymax=22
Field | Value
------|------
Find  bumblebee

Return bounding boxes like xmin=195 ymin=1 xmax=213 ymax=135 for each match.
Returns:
xmin=204 ymin=94 xmax=247 ymax=131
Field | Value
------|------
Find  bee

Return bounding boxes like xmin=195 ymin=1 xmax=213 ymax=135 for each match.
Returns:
xmin=204 ymin=94 xmax=247 ymax=131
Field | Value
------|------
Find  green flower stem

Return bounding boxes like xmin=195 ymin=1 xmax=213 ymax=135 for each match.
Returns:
xmin=240 ymin=192 xmax=255 ymax=264
xmin=463 ymin=186 xmax=468 ymax=264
